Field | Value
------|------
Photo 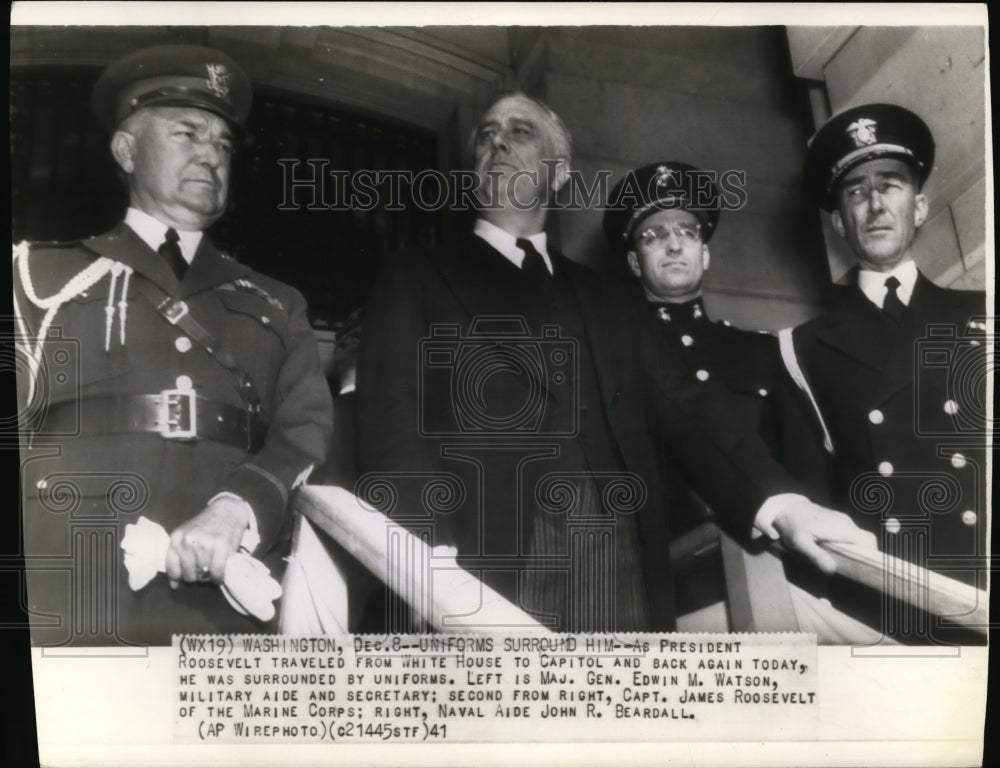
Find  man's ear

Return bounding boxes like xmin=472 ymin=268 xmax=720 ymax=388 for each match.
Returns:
xmin=626 ymin=250 xmax=641 ymax=279
xmin=701 ymin=244 xmax=711 ymax=272
xmin=550 ymin=158 xmax=570 ymax=194
xmin=913 ymin=193 xmax=928 ymax=228
xmin=110 ymin=131 xmax=136 ymax=174
xmin=831 ymin=209 xmax=846 ymax=239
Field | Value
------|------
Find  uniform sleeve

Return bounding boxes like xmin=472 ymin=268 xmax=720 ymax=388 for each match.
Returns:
xmin=218 ymin=285 xmax=333 ymax=550
xmin=754 ymin=335 xmax=783 ymax=457
xmin=764 ymin=336 xmax=838 ymax=508
xmin=643 ymin=318 xmax=810 ymax=538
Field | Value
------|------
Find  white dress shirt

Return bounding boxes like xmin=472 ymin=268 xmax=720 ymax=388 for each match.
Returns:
xmin=125 ymin=207 xmax=203 ymax=264
xmin=473 ymin=218 xmax=553 ymax=274
xmin=857 ymin=259 xmax=918 ymax=309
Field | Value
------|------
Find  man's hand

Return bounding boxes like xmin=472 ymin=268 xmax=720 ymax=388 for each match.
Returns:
xmin=165 ymin=496 xmax=251 ymax=588
xmin=759 ymin=501 xmax=879 ymax=574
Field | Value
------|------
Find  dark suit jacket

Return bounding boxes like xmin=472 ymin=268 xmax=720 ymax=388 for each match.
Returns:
xmin=356 ymin=232 xmax=799 ymax=629
xmin=775 ymin=271 xmax=987 ymax=587
xmin=322 ymin=391 xmax=359 ymax=490
xmin=15 ymin=223 xmax=333 ymax=645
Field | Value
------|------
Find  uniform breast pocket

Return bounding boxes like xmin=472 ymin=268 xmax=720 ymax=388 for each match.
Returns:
xmin=216 ymin=290 xmax=290 ymax=382
xmin=49 ymin=290 xmax=138 ymax=389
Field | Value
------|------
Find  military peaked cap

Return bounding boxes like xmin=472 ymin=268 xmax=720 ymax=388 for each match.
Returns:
xmin=804 ymin=103 xmax=934 ymax=211
xmin=92 ymin=44 xmax=252 ymax=130
xmin=603 ymin=160 xmax=721 ymax=248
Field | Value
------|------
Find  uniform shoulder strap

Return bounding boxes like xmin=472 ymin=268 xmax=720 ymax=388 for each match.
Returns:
xmin=777 ymin=327 xmax=834 ymax=455
xmin=131 ymin=278 xmax=262 ymax=412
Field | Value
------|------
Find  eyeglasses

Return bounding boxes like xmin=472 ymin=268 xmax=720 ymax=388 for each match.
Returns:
xmin=636 ymin=222 xmax=702 ymax=247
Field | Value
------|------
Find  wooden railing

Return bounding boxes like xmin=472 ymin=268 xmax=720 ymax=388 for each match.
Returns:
xmin=293 ymin=485 xmax=547 ymax=632
xmin=670 ymin=521 xmax=988 ymax=640
xmin=291 ymin=486 xmax=987 ymax=640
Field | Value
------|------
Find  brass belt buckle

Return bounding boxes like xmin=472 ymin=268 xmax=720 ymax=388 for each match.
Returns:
xmin=161 ymin=299 xmax=190 ymax=325
xmin=156 ymin=388 xmax=197 ymax=439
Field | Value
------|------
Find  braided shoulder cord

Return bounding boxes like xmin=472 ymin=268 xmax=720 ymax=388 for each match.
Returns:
xmin=12 ymin=241 xmax=119 ymax=405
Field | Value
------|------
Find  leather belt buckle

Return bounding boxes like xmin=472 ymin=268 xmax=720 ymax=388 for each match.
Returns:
xmin=159 ymin=299 xmax=190 ymax=325
xmin=156 ymin=389 xmax=198 ymax=439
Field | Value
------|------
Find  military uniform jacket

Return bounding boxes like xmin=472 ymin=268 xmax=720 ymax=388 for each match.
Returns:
xmin=14 ymin=223 xmax=333 ymax=644
xmin=650 ymin=298 xmax=777 ymax=405
xmin=647 ymin=297 xmax=780 ymax=534
xmin=775 ymin=271 xmax=987 ymax=587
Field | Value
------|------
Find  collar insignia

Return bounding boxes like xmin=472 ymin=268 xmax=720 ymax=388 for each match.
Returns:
xmin=231 ymin=278 xmax=285 ymax=311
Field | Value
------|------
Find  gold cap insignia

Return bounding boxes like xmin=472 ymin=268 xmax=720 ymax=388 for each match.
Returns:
xmin=205 ymin=63 xmax=231 ymax=101
xmin=846 ymin=118 xmax=878 ymax=148
xmin=655 ymin=165 xmax=679 ymax=189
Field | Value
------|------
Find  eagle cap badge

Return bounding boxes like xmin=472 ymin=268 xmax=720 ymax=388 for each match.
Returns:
xmin=846 ymin=118 xmax=878 ymax=148
xmin=655 ymin=165 xmax=679 ymax=188
xmin=205 ymin=63 xmax=231 ymax=102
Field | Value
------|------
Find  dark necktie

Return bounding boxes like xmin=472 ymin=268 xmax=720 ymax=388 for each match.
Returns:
xmin=158 ymin=228 xmax=187 ymax=281
xmin=516 ymin=237 xmax=551 ymax=283
xmin=882 ymin=275 xmax=905 ymax=323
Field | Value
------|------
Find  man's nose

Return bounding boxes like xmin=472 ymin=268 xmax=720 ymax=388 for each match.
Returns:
xmin=867 ymin=186 xmax=886 ymax=211
xmin=491 ymin=129 xmax=509 ymax=152
xmin=195 ymin=137 xmax=223 ymax=167
xmin=665 ymin=229 xmax=684 ymax=249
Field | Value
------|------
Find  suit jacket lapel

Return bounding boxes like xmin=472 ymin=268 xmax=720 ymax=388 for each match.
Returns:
xmin=180 ymin=237 xmax=252 ymax=297
xmin=82 ymin=223 xmax=252 ymax=299
xmin=429 ymin=233 xmax=553 ymax=402
xmin=554 ymin=253 xmax=620 ymax=414
xmin=814 ymin=285 xmax=893 ymax=372
xmin=873 ymin=272 xmax=951 ymax=404
xmin=430 ymin=233 xmax=526 ymax=319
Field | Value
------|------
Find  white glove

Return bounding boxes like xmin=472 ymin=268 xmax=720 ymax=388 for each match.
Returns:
xmin=120 ymin=516 xmax=282 ymax=621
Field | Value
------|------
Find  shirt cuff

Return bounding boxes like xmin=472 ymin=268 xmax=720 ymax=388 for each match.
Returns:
xmin=753 ymin=493 xmax=810 ymax=540
xmin=207 ymin=492 xmax=261 ymax=552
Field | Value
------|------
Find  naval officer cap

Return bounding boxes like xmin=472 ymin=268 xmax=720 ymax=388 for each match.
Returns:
xmin=603 ymin=160 xmax=721 ymax=250
xmin=92 ymin=44 xmax=252 ymax=131
xmin=804 ymin=103 xmax=934 ymax=211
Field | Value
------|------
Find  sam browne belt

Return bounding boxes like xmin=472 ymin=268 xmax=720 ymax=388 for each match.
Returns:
xmin=41 ymin=391 xmax=267 ymax=452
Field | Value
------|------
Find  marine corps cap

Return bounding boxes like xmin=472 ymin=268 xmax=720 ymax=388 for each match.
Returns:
xmin=603 ymin=160 xmax=721 ymax=250
xmin=92 ymin=44 xmax=252 ymax=131
xmin=804 ymin=103 xmax=934 ymax=211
